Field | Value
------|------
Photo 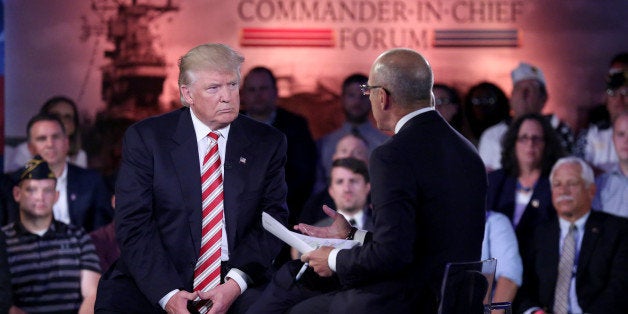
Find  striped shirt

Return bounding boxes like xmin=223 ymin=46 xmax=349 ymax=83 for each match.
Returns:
xmin=2 ymin=220 xmax=101 ymax=313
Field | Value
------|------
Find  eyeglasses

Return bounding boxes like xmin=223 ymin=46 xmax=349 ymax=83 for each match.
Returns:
xmin=471 ymin=97 xmax=497 ymax=106
xmin=435 ymin=98 xmax=456 ymax=106
xmin=607 ymin=87 xmax=628 ymax=97
xmin=516 ymin=135 xmax=544 ymax=145
xmin=360 ymin=84 xmax=388 ymax=96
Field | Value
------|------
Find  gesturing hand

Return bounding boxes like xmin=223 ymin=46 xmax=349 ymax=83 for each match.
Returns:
xmin=294 ymin=205 xmax=352 ymax=239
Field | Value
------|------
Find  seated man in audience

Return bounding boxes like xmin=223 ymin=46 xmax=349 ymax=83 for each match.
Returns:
xmin=516 ymin=157 xmax=628 ymax=314
xmin=482 ymin=210 xmax=522 ymax=304
xmin=300 ymin=132 xmax=370 ymax=225
xmin=21 ymin=113 xmax=112 ymax=232
xmin=293 ymin=157 xmax=374 ymax=259
xmin=314 ymin=73 xmax=389 ymax=193
xmin=316 ymin=158 xmax=373 ymax=231
xmin=2 ymin=156 xmax=101 ymax=313
xmin=593 ymin=111 xmax=628 ymax=218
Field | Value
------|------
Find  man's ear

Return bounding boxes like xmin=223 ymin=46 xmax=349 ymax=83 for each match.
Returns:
xmin=12 ymin=185 xmax=21 ymax=203
xmin=380 ymin=90 xmax=391 ymax=111
xmin=180 ymin=85 xmax=193 ymax=105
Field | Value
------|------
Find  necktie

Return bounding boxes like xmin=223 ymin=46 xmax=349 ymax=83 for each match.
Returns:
xmin=553 ymin=224 xmax=577 ymax=314
xmin=194 ymin=132 xmax=224 ymax=313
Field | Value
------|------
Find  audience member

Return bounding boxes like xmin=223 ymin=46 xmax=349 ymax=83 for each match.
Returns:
xmin=487 ymin=113 xmax=565 ymax=260
xmin=292 ymin=157 xmax=374 ymax=260
xmin=315 ymin=73 xmax=389 ymax=193
xmin=314 ymin=158 xmax=373 ymax=231
xmin=89 ymin=195 xmax=119 ymax=272
xmin=300 ymin=132 xmax=369 ymax=225
xmin=434 ymin=83 xmax=465 ymax=133
xmin=516 ymin=157 xmax=628 ymax=314
xmin=479 ymin=63 xmax=574 ymax=171
xmin=581 ymin=52 xmax=628 ymax=173
xmin=0 ymin=230 xmax=11 ymax=313
xmin=240 ymin=66 xmax=317 ymax=224
xmin=592 ymin=111 xmax=628 ymax=218
xmin=463 ymin=81 xmax=510 ymax=145
xmin=248 ymin=48 xmax=487 ymax=313
xmin=95 ymin=43 xmax=289 ymax=313
xmin=6 ymin=96 xmax=87 ymax=172
xmin=481 ymin=210 xmax=522 ymax=304
xmin=20 ymin=114 xmax=112 ymax=232
xmin=2 ymin=156 xmax=101 ymax=313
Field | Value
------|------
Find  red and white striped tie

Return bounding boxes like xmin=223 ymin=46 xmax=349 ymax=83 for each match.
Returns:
xmin=194 ymin=131 xmax=224 ymax=313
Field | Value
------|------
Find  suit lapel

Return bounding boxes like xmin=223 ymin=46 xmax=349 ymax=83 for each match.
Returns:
xmin=65 ymin=165 xmax=78 ymax=224
xmin=577 ymin=212 xmax=602 ymax=276
xmin=170 ymin=108 xmax=203 ymax=253
xmin=222 ymin=115 xmax=252 ymax=250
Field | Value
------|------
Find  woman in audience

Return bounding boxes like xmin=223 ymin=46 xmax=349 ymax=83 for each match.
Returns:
xmin=486 ymin=113 xmax=565 ymax=260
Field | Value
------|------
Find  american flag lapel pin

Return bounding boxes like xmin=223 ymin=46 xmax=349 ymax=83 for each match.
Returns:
xmin=70 ymin=193 xmax=77 ymax=201
xmin=239 ymin=157 xmax=247 ymax=164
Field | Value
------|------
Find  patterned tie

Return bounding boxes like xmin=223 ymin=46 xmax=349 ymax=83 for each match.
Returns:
xmin=553 ymin=224 xmax=577 ymax=314
xmin=194 ymin=132 xmax=224 ymax=313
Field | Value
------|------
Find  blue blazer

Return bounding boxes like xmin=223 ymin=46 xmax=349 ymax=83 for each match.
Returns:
xmin=66 ymin=164 xmax=113 ymax=232
xmin=95 ymin=108 xmax=289 ymax=311
xmin=487 ymin=169 xmax=556 ymax=258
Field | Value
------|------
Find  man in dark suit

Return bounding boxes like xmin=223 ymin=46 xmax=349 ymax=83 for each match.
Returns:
xmin=20 ymin=114 xmax=112 ymax=232
xmin=516 ymin=157 xmax=628 ymax=314
xmin=240 ymin=66 xmax=317 ymax=225
xmin=248 ymin=48 xmax=487 ymax=313
xmin=95 ymin=43 xmax=289 ymax=313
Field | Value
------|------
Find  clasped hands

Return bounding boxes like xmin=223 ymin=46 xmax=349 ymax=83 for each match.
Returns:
xmin=294 ymin=205 xmax=353 ymax=277
xmin=165 ymin=279 xmax=240 ymax=314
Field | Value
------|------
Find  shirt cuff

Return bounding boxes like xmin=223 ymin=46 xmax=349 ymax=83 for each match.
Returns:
xmin=353 ymin=229 xmax=368 ymax=244
xmin=328 ymin=248 xmax=341 ymax=272
xmin=226 ymin=268 xmax=248 ymax=293
xmin=159 ymin=289 xmax=179 ymax=310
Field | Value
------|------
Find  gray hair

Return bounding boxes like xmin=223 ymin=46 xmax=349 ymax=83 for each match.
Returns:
xmin=549 ymin=157 xmax=595 ymax=187
xmin=178 ymin=43 xmax=245 ymax=107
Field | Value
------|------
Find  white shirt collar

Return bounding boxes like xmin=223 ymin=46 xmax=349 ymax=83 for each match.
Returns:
xmin=558 ymin=211 xmax=591 ymax=233
xmin=190 ymin=108 xmax=231 ymax=141
xmin=394 ymin=107 xmax=434 ymax=134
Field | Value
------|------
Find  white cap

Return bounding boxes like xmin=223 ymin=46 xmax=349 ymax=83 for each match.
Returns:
xmin=511 ymin=62 xmax=546 ymax=86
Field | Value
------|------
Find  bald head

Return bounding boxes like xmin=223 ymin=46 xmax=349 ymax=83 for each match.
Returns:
xmin=370 ymin=48 xmax=433 ymax=109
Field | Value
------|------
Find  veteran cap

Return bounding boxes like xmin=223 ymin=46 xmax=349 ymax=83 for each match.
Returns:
xmin=18 ymin=155 xmax=56 ymax=182
xmin=511 ymin=62 xmax=546 ymax=86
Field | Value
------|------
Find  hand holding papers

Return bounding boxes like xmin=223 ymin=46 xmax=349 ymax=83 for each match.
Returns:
xmin=262 ymin=212 xmax=359 ymax=254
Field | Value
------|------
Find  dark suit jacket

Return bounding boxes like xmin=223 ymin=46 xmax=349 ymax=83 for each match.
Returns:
xmin=0 ymin=230 xmax=11 ymax=312
xmin=95 ymin=109 xmax=289 ymax=311
xmin=487 ymin=170 xmax=556 ymax=260
xmin=335 ymin=110 xmax=487 ymax=312
xmin=516 ymin=211 xmax=628 ymax=314
xmin=66 ymin=164 xmax=113 ymax=232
